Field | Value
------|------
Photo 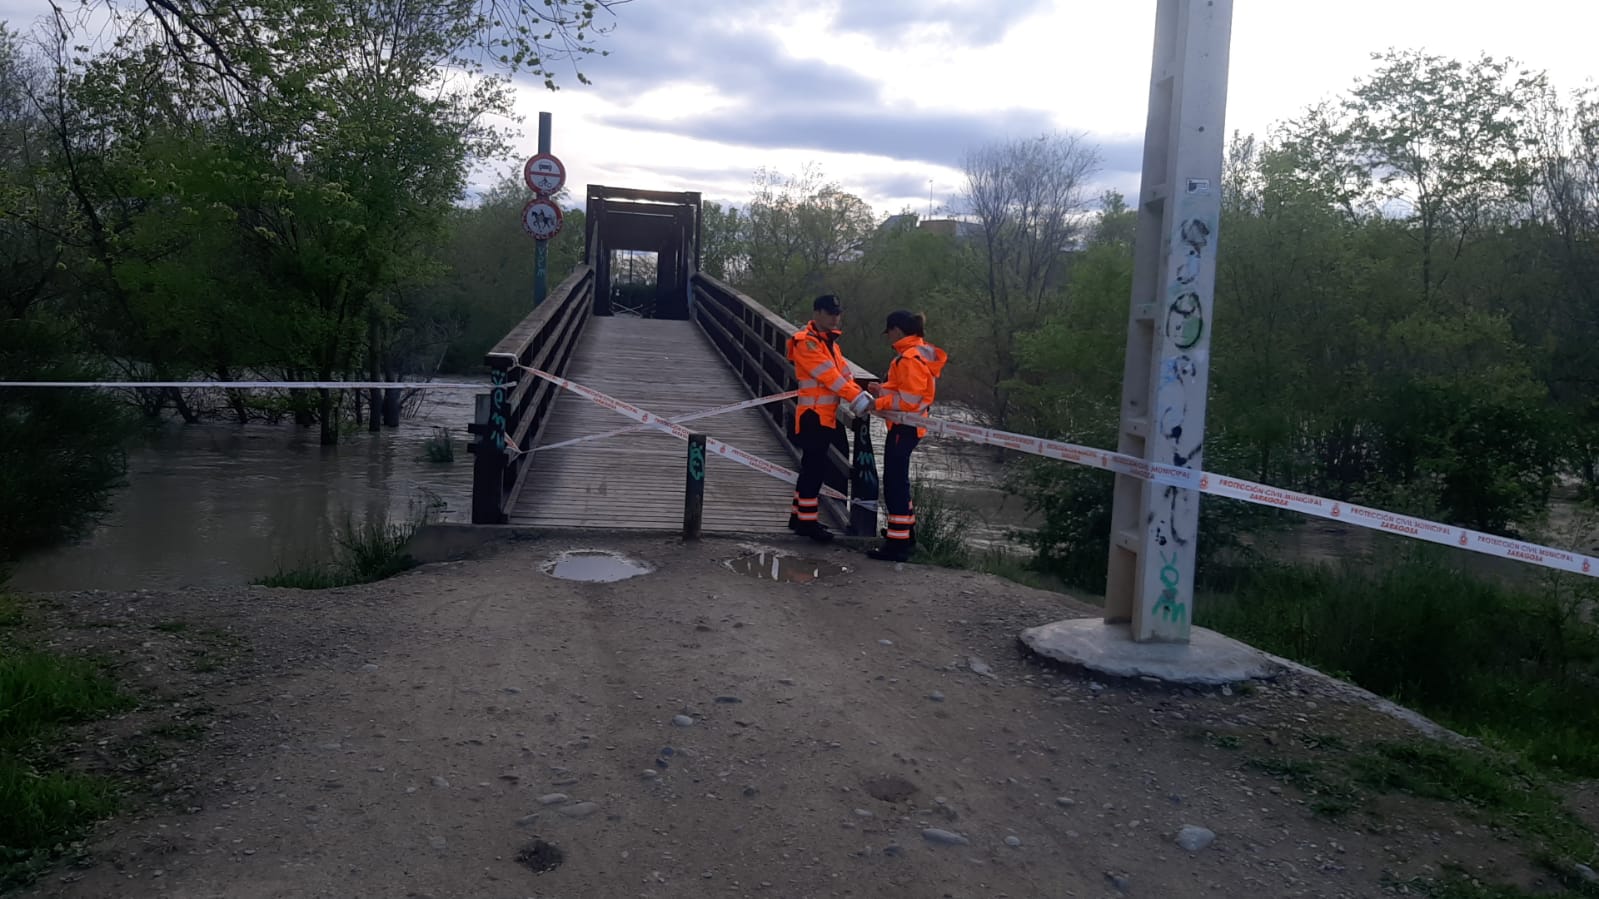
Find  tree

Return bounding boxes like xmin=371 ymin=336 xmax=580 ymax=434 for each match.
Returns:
xmin=68 ymin=0 xmax=629 ymax=96
xmin=0 ymin=27 xmax=129 ymax=580
xmin=959 ymin=131 xmax=1100 ymax=425
xmin=1283 ymin=50 xmax=1546 ymax=303
xmin=741 ymin=165 xmax=876 ymax=317
xmin=698 ymin=201 xmax=743 ymax=282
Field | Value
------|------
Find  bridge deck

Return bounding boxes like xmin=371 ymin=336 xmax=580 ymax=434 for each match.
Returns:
xmin=510 ymin=316 xmax=797 ymax=532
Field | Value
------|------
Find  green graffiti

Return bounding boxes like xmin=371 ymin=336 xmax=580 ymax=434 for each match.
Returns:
xmin=688 ymin=442 xmax=706 ymax=481
xmin=1154 ymin=590 xmax=1188 ymax=623
xmin=1155 ymin=550 xmax=1188 ymax=623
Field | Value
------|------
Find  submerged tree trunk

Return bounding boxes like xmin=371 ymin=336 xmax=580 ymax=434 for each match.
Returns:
xmin=368 ymin=315 xmax=382 ymax=433
xmin=319 ymin=387 xmax=339 ymax=445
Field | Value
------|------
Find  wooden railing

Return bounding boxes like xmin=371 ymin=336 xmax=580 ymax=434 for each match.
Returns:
xmin=468 ymin=265 xmax=595 ymax=524
xmin=689 ymin=273 xmax=880 ymax=536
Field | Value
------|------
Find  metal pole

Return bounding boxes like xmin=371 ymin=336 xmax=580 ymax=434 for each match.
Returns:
xmin=534 ymin=112 xmax=552 ymax=307
xmin=1105 ymin=0 xmax=1234 ymax=643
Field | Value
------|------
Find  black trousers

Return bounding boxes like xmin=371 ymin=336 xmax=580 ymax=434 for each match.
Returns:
xmin=882 ymin=424 xmax=921 ymax=542
xmin=795 ymin=410 xmax=847 ymax=517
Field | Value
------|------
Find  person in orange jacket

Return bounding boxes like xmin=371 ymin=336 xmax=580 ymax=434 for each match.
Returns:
xmin=865 ymin=310 xmax=947 ymax=562
xmin=786 ymin=293 xmax=868 ymax=542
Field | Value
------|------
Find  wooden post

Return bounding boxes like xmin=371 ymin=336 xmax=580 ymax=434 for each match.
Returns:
xmin=471 ymin=362 xmax=512 ymax=524
xmin=684 ymin=433 xmax=706 ymax=540
xmin=849 ymin=413 xmax=879 ymax=537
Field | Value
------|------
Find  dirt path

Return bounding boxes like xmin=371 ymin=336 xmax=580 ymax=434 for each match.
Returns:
xmin=11 ymin=535 xmax=1582 ymax=898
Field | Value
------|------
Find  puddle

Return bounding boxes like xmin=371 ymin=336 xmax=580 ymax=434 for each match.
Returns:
xmin=726 ymin=551 xmax=850 ymax=584
xmin=516 ymin=839 xmax=564 ymax=873
xmin=543 ymin=550 xmax=653 ymax=583
xmin=862 ymin=775 xmax=919 ymax=803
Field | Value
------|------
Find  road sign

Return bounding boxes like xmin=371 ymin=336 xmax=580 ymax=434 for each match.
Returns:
xmin=523 ymin=153 xmax=566 ymax=196
xmin=521 ymin=197 xmax=564 ymax=240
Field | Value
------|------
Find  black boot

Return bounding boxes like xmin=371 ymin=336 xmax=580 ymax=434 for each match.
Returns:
xmin=867 ymin=540 xmax=914 ymax=562
xmin=794 ymin=521 xmax=835 ymax=544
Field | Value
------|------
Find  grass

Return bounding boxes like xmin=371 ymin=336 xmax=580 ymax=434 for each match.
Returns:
xmin=255 ymin=506 xmax=424 ymax=589
xmin=0 ymin=650 xmax=131 ymax=890
xmin=1242 ymin=737 xmax=1599 ymax=898
xmin=0 ymin=596 xmax=26 ymax=628
xmin=1197 ymin=550 xmax=1599 ymax=778
xmin=421 ymin=427 xmax=455 ymax=464
xmin=907 ymin=481 xmax=1059 ymax=589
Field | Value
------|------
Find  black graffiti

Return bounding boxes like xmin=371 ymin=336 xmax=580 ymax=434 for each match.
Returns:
xmin=1166 ymin=293 xmax=1204 ymax=350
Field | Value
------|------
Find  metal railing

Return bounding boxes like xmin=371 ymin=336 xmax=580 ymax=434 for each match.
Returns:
xmin=468 ymin=265 xmax=595 ymax=524
xmin=690 ymin=273 xmax=880 ymax=536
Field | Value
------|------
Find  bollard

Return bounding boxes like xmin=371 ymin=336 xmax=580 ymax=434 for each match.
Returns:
xmin=684 ymin=433 xmax=706 ymax=540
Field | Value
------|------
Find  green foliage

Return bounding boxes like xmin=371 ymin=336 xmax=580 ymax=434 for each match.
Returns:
xmin=0 ymin=318 xmax=131 ymax=580
xmin=1199 ymin=552 xmax=1599 ymax=777
xmin=256 ymin=507 xmax=424 ymax=589
xmin=422 ymin=427 xmax=456 ymax=463
xmin=1243 ymin=737 xmax=1598 ymax=898
xmin=908 ymin=481 xmax=975 ymax=568
xmin=0 ymin=651 xmax=130 ymax=889
xmin=435 ymin=176 xmax=587 ymax=372
xmin=741 ymin=165 xmax=878 ymax=319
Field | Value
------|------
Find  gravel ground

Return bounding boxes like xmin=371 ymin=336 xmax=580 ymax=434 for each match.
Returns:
xmin=6 ymin=534 xmax=1583 ymax=898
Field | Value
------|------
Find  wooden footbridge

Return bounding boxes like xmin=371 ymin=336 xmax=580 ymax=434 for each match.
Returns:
xmin=467 ymin=186 xmax=878 ymax=536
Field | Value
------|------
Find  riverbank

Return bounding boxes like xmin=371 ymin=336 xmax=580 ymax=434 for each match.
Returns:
xmin=5 ymin=535 xmax=1595 ymax=897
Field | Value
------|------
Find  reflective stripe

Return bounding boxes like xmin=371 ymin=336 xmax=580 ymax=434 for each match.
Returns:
xmin=886 ymin=528 xmax=912 ymax=540
xmin=798 ymin=379 xmax=819 ymax=388
xmin=826 ymin=377 xmax=848 ymax=391
xmin=795 ymin=497 xmax=819 ymax=508
xmin=799 ymin=395 xmax=839 ymax=406
xmin=797 ymin=511 xmax=820 ymax=522
xmin=808 ymin=362 xmax=834 ymax=378
xmin=915 ymin=345 xmax=937 ymax=362
xmin=888 ymin=514 xmax=915 ymax=525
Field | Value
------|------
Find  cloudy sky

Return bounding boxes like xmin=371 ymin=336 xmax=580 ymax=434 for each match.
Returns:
xmin=488 ymin=0 xmax=1593 ymax=215
xmin=2 ymin=0 xmax=1592 ymax=216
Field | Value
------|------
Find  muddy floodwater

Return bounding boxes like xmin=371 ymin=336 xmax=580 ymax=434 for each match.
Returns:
xmin=9 ymin=388 xmax=1035 ymax=592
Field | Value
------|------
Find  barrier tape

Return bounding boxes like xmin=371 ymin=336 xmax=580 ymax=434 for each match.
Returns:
xmin=518 ymin=390 xmax=800 ymax=459
xmin=22 ymin=375 xmax=1579 ymax=576
xmin=0 ymin=379 xmax=493 ymax=391
xmin=514 ymin=365 xmax=872 ymax=510
xmin=879 ymin=410 xmax=1598 ymax=579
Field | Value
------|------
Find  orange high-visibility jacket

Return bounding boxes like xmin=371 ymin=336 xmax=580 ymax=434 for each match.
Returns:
xmin=874 ymin=335 xmax=948 ymax=436
xmin=786 ymin=321 xmax=863 ymax=431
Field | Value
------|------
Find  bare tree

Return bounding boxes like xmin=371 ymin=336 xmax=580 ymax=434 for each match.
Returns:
xmin=960 ymin=131 xmax=1100 ymax=424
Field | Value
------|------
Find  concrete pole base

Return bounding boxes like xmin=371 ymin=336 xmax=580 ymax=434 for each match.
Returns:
xmin=1020 ymin=618 xmax=1281 ymax=686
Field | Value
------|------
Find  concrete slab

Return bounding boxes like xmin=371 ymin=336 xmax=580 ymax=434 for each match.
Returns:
xmin=1019 ymin=618 xmax=1282 ymax=686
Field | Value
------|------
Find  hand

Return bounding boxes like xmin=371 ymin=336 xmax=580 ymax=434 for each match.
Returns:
xmin=868 ymin=383 xmax=884 ymax=397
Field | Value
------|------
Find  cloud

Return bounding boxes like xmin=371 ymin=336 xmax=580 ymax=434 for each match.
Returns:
xmin=828 ymin=0 xmax=1052 ymax=45
xmin=604 ymin=105 xmax=1143 ymax=174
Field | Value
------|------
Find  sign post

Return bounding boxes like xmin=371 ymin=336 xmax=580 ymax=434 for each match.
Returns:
xmin=522 ymin=112 xmax=566 ymax=306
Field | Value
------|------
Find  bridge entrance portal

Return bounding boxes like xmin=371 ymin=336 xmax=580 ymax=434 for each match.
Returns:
xmin=584 ymin=186 xmax=701 ymax=320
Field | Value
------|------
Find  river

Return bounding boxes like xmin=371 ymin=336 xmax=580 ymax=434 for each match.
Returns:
xmin=8 ymin=387 xmax=1037 ymax=593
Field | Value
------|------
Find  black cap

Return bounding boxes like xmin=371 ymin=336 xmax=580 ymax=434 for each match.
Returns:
xmin=813 ymin=294 xmax=842 ymax=314
xmin=884 ymin=309 xmax=917 ymax=333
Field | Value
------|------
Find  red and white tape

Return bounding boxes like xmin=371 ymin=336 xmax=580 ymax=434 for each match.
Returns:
xmin=879 ymin=411 xmax=1598 ymax=579
xmin=523 ymin=390 xmax=800 ymax=457
xmin=515 ymin=366 xmax=866 ymax=508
